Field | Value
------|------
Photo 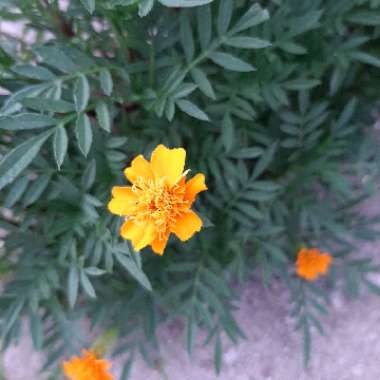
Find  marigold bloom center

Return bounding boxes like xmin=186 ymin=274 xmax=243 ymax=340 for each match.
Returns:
xmin=130 ymin=176 xmax=189 ymax=236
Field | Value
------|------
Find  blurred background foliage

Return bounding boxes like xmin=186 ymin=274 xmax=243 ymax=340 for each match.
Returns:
xmin=1 ymin=0 xmax=380 ymax=377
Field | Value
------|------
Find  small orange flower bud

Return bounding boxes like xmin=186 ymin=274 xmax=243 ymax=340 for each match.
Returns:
xmin=296 ymin=247 xmax=332 ymax=281
xmin=63 ymin=350 xmax=114 ymax=380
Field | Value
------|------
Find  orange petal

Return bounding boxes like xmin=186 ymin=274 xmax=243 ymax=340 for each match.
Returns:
xmin=171 ymin=210 xmax=203 ymax=241
xmin=108 ymin=186 xmax=136 ymax=216
xmin=124 ymin=155 xmax=153 ymax=184
xmin=185 ymin=173 xmax=207 ymax=204
xmin=150 ymin=144 xmax=186 ymax=187
xmin=151 ymin=233 xmax=169 ymax=256
xmin=120 ymin=220 xmax=156 ymax=251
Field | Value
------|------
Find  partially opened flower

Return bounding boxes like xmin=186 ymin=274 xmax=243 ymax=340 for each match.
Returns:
xmin=63 ymin=350 xmax=114 ymax=380
xmin=108 ymin=144 xmax=207 ymax=255
xmin=296 ymin=247 xmax=332 ymax=281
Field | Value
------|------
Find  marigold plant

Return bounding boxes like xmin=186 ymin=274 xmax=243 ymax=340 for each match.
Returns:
xmin=1 ymin=0 xmax=380 ymax=376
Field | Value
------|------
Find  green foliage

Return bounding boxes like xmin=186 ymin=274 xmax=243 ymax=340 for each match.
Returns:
xmin=1 ymin=0 xmax=380 ymax=377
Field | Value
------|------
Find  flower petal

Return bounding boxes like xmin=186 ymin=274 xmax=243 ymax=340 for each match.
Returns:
xmin=151 ymin=233 xmax=169 ymax=256
xmin=124 ymin=155 xmax=153 ymax=184
xmin=120 ymin=220 xmax=156 ymax=251
xmin=108 ymin=187 xmax=136 ymax=216
xmin=185 ymin=173 xmax=207 ymax=204
xmin=172 ymin=210 xmax=203 ymax=241
xmin=150 ymin=144 xmax=186 ymax=187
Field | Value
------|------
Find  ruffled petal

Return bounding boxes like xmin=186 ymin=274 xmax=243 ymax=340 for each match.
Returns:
xmin=171 ymin=210 xmax=203 ymax=241
xmin=108 ymin=186 xmax=136 ymax=216
xmin=185 ymin=173 xmax=207 ymax=205
xmin=120 ymin=220 xmax=156 ymax=251
xmin=124 ymin=155 xmax=153 ymax=184
xmin=151 ymin=232 xmax=169 ymax=256
xmin=150 ymin=144 xmax=186 ymax=187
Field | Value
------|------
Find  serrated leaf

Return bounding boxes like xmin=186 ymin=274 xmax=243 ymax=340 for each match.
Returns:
xmin=209 ymin=52 xmax=255 ymax=72
xmin=347 ymin=11 xmax=380 ymax=26
xmin=75 ymin=113 xmax=93 ymax=157
xmin=229 ymin=147 xmax=263 ymax=159
xmin=80 ymin=0 xmax=95 ymax=13
xmin=283 ymin=79 xmax=320 ymax=91
xmin=74 ymin=74 xmax=90 ymax=112
xmin=277 ymin=41 xmax=307 ymax=55
xmin=225 ymin=36 xmax=271 ymax=49
xmin=53 ymin=125 xmax=68 ymax=170
xmin=12 ymin=65 xmax=56 ymax=81
xmin=0 ymin=113 xmax=57 ymax=130
xmin=180 ymin=13 xmax=194 ymax=63
xmin=30 ymin=313 xmax=43 ymax=350
xmin=96 ymin=101 xmax=111 ymax=132
xmin=22 ymin=98 xmax=75 ymax=113
xmin=349 ymin=51 xmax=380 ymax=68
xmin=4 ymin=176 xmax=29 ymax=208
xmin=232 ymin=3 xmax=269 ymax=34
xmin=251 ymin=142 xmax=277 ymax=179
xmin=68 ymin=265 xmax=79 ymax=308
xmin=176 ymin=99 xmax=209 ymax=121
xmin=221 ymin=113 xmax=234 ymax=151
xmin=190 ymin=68 xmax=215 ymax=99
xmin=173 ymin=83 xmax=197 ymax=99
xmin=217 ymin=0 xmax=233 ymax=36
xmin=115 ymin=252 xmax=152 ymax=291
xmin=0 ymin=130 xmax=53 ymax=190
xmin=99 ymin=69 xmax=113 ymax=96
xmin=23 ymin=174 xmax=51 ymax=206
xmin=214 ymin=335 xmax=222 ymax=374
xmin=80 ymin=270 xmax=96 ymax=298
xmin=197 ymin=4 xmax=212 ymax=50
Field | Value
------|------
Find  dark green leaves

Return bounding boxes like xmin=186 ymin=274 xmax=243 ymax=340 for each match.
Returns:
xmin=197 ymin=5 xmax=212 ymax=50
xmin=114 ymin=251 xmax=152 ymax=291
xmin=53 ymin=125 xmax=68 ymax=170
xmin=96 ymin=101 xmax=111 ymax=132
xmin=0 ymin=130 xmax=53 ymax=190
xmin=209 ymin=52 xmax=255 ymax=72
xmin=231 ymin=3 xmax=269 ymax=34
xmin=176 ymin=99 xmax=209 ymax=121
xmin=225 ymin=36 xmax=271 ymax=49
xmin=75 ymin=113 xmax=93 ymax=157
xmin=22 ymin=98 xmax=75 ymax=113
xmin=0 ymin=114 xmax=57 ymax=130
xmin=191 ymin=68 xmax=215 ymax=99
xmin=99 ymin=69 xmax=113 ymax=96
xmin=180 ymin=13 xmax=194 ymax=63
xmin=74 ymin=74 xmax=90 ymax=112
xmin=217 ymin=0 xmax=233 ymax=36
xmin=67 ymin=265 xmax=79 ymax=308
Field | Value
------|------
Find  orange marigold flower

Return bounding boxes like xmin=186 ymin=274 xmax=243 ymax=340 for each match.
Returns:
xmin=296 ymin=247 xmax=332 ymax=281
xmin=63 ymin=350 xmax=114 ymax=380
xmin=108 ymin=144 xmax=207 ymax=255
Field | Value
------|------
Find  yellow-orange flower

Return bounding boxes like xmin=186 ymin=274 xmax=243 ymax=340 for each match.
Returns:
xmin=108 ymin=144 xmax=207 ymax=255
xmin=296 ymin=247 xmax=332 ymax=281
xmin=63 ymin=350 xmax=114 ymax=380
